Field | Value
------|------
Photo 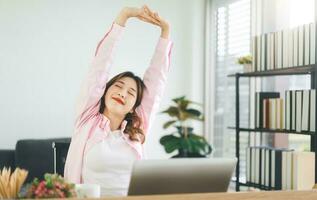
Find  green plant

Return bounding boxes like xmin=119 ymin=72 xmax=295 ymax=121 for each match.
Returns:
xmin=159 ymin=96 xmax=212 ymax=157
xmin=237 ymin=54 xmax=252 ymax=65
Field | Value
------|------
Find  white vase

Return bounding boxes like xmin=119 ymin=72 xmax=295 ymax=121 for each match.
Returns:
xmin=243 ymin=64 xmax=252 ymax=72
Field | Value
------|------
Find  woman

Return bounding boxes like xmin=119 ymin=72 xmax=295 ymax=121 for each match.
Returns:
xmin=64 ymin=5 xmax=173 ymax=197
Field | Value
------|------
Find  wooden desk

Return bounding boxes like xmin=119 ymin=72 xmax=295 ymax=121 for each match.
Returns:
xmin=95 ymin=190 xmax=317 ymax=200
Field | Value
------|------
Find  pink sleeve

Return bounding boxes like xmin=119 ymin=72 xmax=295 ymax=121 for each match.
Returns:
xmin=136 ymin=37 xmax=173 ymax=134
xmin=74 ymin=22 xmax=124 ymax=129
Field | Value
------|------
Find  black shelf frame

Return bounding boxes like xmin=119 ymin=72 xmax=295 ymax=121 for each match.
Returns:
xmin=227 ymin=127 xmax=316 ymax=135
xmin=228 ymin=65 xmax=316 ymax=77
xmin=231 ymin=179 xmax=277 ymax=191
xmin=228 ymin=65 xmax=317 ymax=192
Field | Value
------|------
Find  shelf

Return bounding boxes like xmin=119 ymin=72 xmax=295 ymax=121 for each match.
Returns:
xmin=227 ymin=127 xmax=315 ymax=135
xmin=237 ymin=182 xmax=275 ymax=191
xmin=231 ymin=178 xmax=275 ymax=190
xmin=227 ymin=65 xmax=316 ymax=77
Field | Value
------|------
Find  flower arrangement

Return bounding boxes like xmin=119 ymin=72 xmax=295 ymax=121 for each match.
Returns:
xmin=237 ymin=55 xmax=252 ymax=65
xmin=19 ymin=173 xmax=77 ymax=199
xmin=0 ymin=167 xmax=28 ymax=199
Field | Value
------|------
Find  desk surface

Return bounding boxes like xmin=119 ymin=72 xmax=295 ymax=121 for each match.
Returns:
xmin=94 ymin=190 xmax=317 ymax=200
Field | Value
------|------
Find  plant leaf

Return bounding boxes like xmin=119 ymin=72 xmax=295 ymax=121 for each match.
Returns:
xmin=179 ymin=100 xmax=190 ymax=110
xmin=161 ymin=106 xmax=180 ymax=118
xmin=163 ymin=120 xmax=177 ymax=129
xmin=187 ymin=134 xmax=212 ymax=155
xmin=172 ymin=96 xmax=186 ymax=104
xmin=186 ymin=109 xmax=201 ymax=117
xmin=159 ymin=135 xmax=182 ymax=153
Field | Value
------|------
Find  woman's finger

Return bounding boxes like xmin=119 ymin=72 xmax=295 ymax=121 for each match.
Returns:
xmin=144 ymin=5 xmax=156 ymax=18
xmin=139 ymin=12 xmax=161 ymax=24
xmin=138 ymin=16 xmax=160 ymax=26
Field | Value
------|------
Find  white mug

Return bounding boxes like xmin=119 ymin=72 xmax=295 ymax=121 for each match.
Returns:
xmin=75 ymin=183 xmax=101 ymax=198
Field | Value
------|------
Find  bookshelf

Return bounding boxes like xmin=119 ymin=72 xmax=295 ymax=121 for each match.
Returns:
xmin=228 ymin=65 xmax=317 ymax=191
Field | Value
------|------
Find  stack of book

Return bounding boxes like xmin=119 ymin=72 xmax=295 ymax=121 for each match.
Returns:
xmin=255 ymin=92 xmax=285 ymax=130
xmin=251 ymin=22 xmax=316 ymax=72
xmin=254 ymin=90 xmax=316 ymax=132
xmin=246 ymin=147 xmax=315 ymax=190
xmin=285 ymin=89 xmax=316 ymax=132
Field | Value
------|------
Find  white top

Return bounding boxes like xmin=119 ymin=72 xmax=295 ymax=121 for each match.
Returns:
xmin=82 ymin=130 xmax=138 ymax=197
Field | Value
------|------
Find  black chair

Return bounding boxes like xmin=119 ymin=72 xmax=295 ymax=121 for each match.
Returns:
xmin=52 ymin=141 xmax=70 ymax=177
xmin=0 ymin=138 xmax=71 ymax=183
xmin=0 ymin=149 xmax=15 ymax=170
xmin=15 ymin=138 xmax=71 ymax=183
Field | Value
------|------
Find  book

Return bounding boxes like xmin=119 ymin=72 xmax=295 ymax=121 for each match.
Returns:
xmin=260 ymin=147 xmax=266 ymax=187
xmin=270 ymin=33 xmax=275 ymax=70
xmin=274 ymin=149 xmax=284 ymax=190
xmin=292 ymin=90 xmax=296 ymax=131
xmin=267 ymin=34 xmax=270 ymax=70
xmin=298 ymin=25 xmax=304 ymax=66
xmin=271 ymin=148 xmax=276 ymax=188
xmin=285 ymin=150 xmax=294 ymax=190
xmin=282 ymin=29 xmax=289 ymax=68
xmin=282 ymin=151 xmax=287 ymax=190
xmin=255 ymin=147 xmax=261 ymax=184
xmin=261 ymin=34 xmax=267 ymax=71
xmin=310 ymin=89 xmax=316 ymax=132
xmin=255 ymin=92 xmax=280 ymax=129
xmin=276 ymin=31 xmax=283 ymax=69
xmin=288 ymin=28 xmax=294 ymax=67
xmin=281 ymin=150 xmax=294 ymax=190
xmin=304 ymin=24 xmax=310 ymax=66
xmin=279 ymin=99 xmax=285 ymax=129
xmin=265 ymin=148 xmax=272 ymax=188
xmin=276 ymin=99 xmax=284 ymax=129
xmin=270 ymin=99 xmax=276 ymax=129
xmin=310 ymin=23 xmax=316 ymax=65
xmin=296 ymin=90 xmax=303 ymax=132
xmin=301 ymin=90 xmax=310 ymax=131
xmin=293 ymin=27 xmax=299 ymax=67
xmin=285 ymin=90 xmax=292 ymax=130
xmin=292 ymin=151 xmax=315 ymax=190
xmin=264 ymin=99 xmax=270 ymax=129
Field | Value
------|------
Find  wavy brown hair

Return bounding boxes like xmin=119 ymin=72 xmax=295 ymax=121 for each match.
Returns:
xmin=99 ymin=71 xmax=146 ymax=144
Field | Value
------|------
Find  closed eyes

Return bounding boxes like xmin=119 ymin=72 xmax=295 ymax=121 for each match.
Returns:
xmin=114 ymin=84 xmax=135 ymax=97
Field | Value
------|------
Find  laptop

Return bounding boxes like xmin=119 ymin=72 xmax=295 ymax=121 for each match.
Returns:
xmin=128 ymin=157 xmax=237 ymax=196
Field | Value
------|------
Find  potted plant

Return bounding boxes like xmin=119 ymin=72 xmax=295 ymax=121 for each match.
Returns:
xmin=237 ymin=54 xmax=252 ymax=72
xmin=159 ymin=96 xmax=212 ymax=158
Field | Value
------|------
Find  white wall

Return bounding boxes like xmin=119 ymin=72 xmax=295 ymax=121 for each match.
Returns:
xmin=0 ymin=0 xmax=206 ymax=159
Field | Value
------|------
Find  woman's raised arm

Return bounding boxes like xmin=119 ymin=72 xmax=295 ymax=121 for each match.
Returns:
xmin=135 ymin=6 xmax=173 ymax=135
xmin=74 ymin=9 xmax=131 ymax=129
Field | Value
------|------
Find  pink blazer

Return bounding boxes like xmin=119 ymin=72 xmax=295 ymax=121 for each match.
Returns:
xmin=64 ymin=22 xmax=173 ymax=183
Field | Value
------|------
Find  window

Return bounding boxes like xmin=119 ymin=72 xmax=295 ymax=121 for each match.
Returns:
xmin=212 ymin=0 xmax=251 ymax=182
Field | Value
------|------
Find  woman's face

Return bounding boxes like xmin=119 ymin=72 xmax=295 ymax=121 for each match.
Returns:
xmin=104 ymin=77 xmax=138 ymax=117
